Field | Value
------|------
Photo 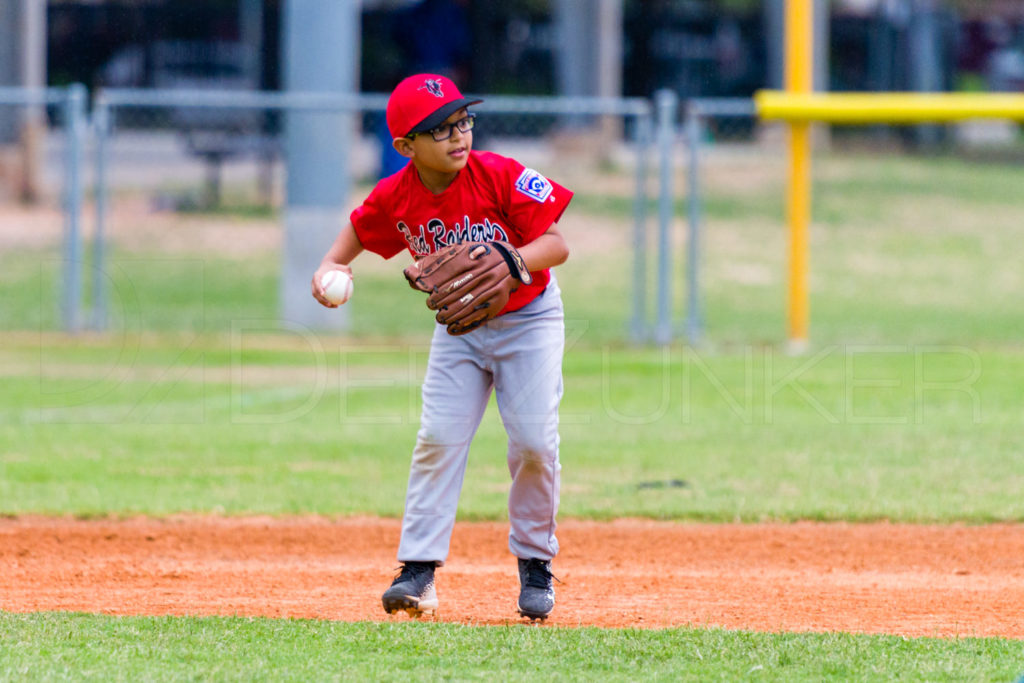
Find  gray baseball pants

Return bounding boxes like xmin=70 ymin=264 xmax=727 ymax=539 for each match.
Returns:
xmin=397 ymin=277 xmax=564 ymax=565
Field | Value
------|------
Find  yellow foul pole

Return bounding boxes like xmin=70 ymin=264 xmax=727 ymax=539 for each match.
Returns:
xmin=785 ymin=0 xmax=813 ymax=349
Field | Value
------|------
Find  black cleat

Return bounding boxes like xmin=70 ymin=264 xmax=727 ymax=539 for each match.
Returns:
xmin=382 ymin=561 xmax=438 ymax=617
xmin=517 ymin=558 xmax=556 ymax=621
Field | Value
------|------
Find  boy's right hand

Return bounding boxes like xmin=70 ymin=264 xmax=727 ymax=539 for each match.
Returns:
xmin=311 ymin=263 xmax=353 ymax=308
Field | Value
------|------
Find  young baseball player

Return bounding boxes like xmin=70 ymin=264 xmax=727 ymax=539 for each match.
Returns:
xmin=311 ymin=74 xmax=572 ymax=621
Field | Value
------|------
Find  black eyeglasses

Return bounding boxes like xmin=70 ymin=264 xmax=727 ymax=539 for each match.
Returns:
xmin=410 ymin=113 xmax=476 ymax=142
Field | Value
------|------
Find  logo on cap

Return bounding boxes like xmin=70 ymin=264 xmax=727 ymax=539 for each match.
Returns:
xmin=419 ymin=79 xmax=444 ymax=98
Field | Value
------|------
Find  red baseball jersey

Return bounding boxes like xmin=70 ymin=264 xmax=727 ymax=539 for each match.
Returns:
xmin=350 ymin=150 xmax=573 ymax=315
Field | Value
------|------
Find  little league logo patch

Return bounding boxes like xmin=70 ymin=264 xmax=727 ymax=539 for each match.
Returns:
xmin=419 ymin=78 xmax=444 ymax=98
xmin=515 ymin=168 xmax=554 ymax=203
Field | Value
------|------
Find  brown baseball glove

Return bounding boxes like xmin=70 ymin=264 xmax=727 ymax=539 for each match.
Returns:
xmin=404 ymin=241 xmax=534 ymax=335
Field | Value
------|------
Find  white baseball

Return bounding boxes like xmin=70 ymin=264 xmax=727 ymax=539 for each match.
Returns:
xmin=321 ymin=270 xmax=353 ymax=305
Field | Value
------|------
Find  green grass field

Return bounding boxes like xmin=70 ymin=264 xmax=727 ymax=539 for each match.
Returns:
xmin=2 ymin=151 xmax=1023 ymax=679
xmin=1 ymin=613 xmax=1021 ymax=681
xmin=2 ymin=337 xmax=1021 ymax=522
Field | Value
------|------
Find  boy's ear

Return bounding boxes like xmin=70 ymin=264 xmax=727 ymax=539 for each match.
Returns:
xmin=392 ymin=137 xmax=415 ymax=158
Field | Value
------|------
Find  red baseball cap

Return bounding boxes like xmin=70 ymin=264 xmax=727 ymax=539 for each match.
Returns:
xmin=386 ymin=73 xmax=483 ymax=139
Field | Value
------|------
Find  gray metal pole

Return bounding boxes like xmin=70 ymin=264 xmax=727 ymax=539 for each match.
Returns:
xmin=281 ymin=0 xmax=360 ymax=331
xmin=596 ymin=0 xmax=623 ymax=101
xmin=0 ymin=1 xmax=20 ymax=143
xmin=630 ymin=111 xmax=652 ymax=344
xmin=909 ymin=0 xmax=943 ymax=146
xmin=240 ymin=0 xmax=264 ymax=87
xmin=19 ymin=0 xmax=46 ymax=203
xmin=684 ymin=105 xmax=702 ymax=345
xmin=19 ymin=0 xmax=46 ymax=89
xmin=763 ymin=0 xmax=784 ymax=90
xmin=554 ymin=0 xmax=588 ymax=99
xmin=909 ymin=0 xmax=942 ymax=93
xmin=653 ymin=89 xmax=677 ymax=346
xmin=61 ymin=83 xmax=86 ymax=333
xmin=91 ymin=102 xmax=110 ymax=331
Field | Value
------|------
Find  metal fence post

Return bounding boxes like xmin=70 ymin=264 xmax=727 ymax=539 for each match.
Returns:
xmin=630 ymin=110 xmax=652 ymax=344
xmin=653 ymin=89 xmax=677 ymax=346
xmin=681 ymin=98 xmax=758 ymax=347
xmin=684 ymin=103 xmax=703 ymax=345
xmin=91 ymin=99 xmax=110 ymax=331
xmin=61 ymin=83 xmax=86 ymax=333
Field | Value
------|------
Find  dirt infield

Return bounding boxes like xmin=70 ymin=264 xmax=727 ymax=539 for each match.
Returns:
xmin=2 ymin=516 xmax=1022 ymax=639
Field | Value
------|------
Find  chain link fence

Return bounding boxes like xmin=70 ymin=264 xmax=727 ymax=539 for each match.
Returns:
xmin=0 ymin=85 xmax=88 ymax=332
xmin=3 ymin=85 xmax=795 ymax=347
xmin=8 ymin=85 xmax=1022 ymax=347
xmin=684 ymin=95 xmax=1024 ymax=347
xmin=86 ymin=89 xmax=676 ymax=343
xmin=683 ymin=98 xmax=761 ymax=345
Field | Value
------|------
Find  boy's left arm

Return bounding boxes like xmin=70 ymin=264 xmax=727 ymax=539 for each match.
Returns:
xmin=516 ymin=225 xmax=570 ymax=272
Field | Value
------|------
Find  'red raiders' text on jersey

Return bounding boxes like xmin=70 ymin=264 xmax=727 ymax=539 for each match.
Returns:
xmin=398 ymin=215 xmax=510 ymax=256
